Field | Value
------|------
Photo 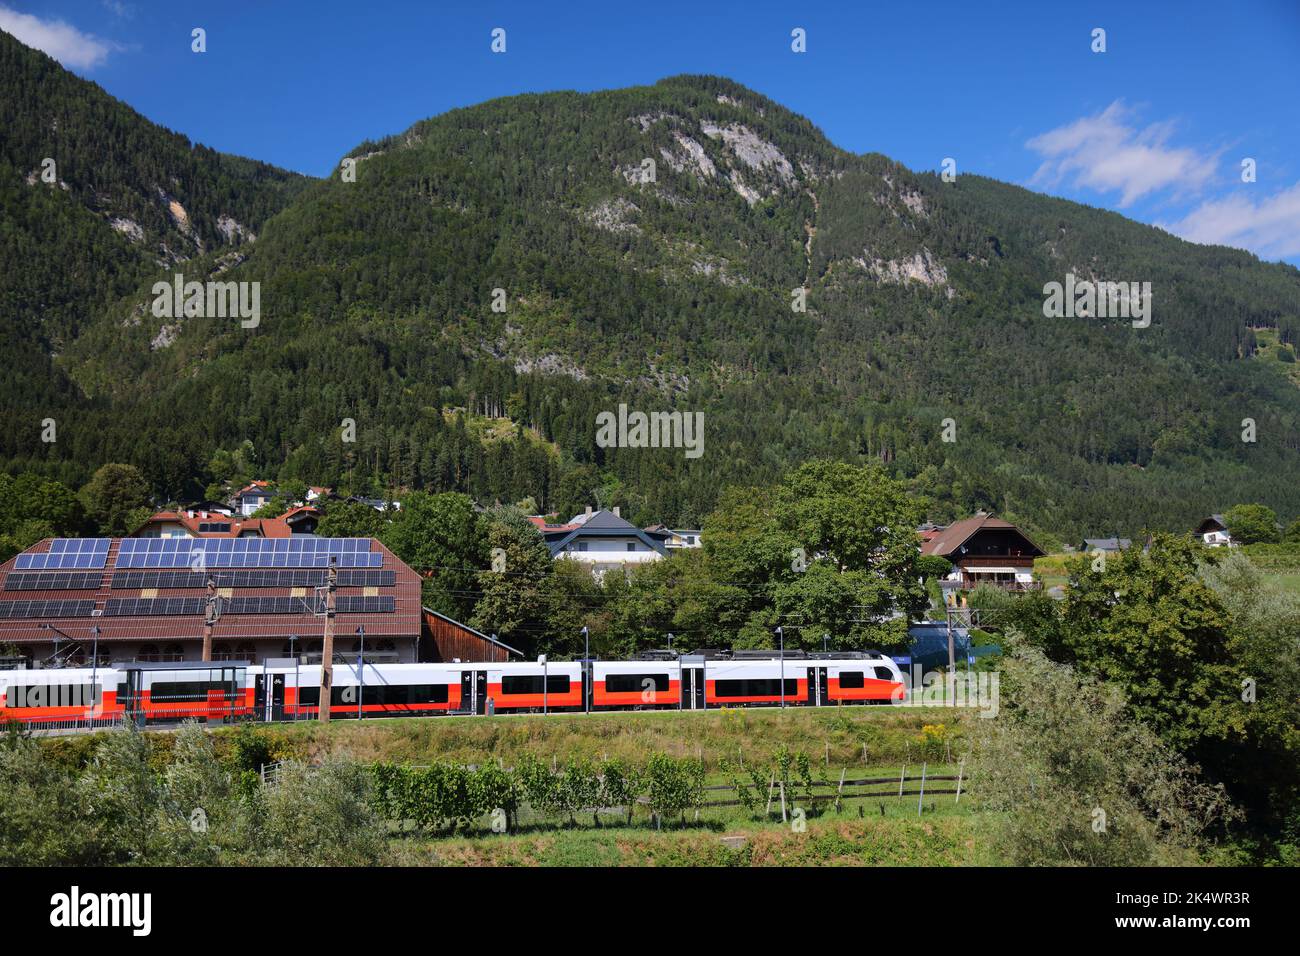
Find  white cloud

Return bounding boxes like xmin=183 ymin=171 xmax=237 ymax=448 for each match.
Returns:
xmin=0 ymin=4 xmax=116 ymax=70
xmin=1160 ymin=183 xmax=1300 ymax=261
xmin=101 ymin=1 xmax=134 ymax=19
xmin=1026 ymin=102 xmax=1219 ymax=207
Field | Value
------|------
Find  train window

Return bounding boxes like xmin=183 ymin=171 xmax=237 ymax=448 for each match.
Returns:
xmin=501 ymin=675 xmax=570 ymax=695
xmin=150 ymin=681 xmax=234 ymax=700
xmin=872 ymin=666 xmax=896 ymax=681
xmin=296 ymin=686 xmax=350 ymax=707
xmin=296 ymin=684 xmax=449 ymax=707
xmin=4 ymin=683 xmax=98 ymax=708
xmin=605 ymin=673 xmax=669 ymax=693
xmin=713 ymin=678 xmax=798 ymax=698
xmin=363 ymin=684 xmax=450 ymax=705
xmin=839 ymin=671 xmax=865 ymax=688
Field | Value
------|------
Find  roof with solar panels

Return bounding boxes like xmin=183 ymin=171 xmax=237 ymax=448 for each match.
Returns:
xmin=0 ymin=536 xmax=421 ymax=646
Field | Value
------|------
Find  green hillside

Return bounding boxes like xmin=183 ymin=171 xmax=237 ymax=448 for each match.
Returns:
xmin=4 ymin=37 xmax=1300 ymax=535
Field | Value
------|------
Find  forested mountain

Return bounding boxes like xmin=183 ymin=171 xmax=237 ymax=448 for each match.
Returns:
xmin=3 ymin=29 xmax=1299 ymax=539
xmin=0 ymin=29 xmax=307 ymax=463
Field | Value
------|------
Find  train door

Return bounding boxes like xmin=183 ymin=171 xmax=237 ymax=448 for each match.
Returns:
xmin=460 ymin=670 xmax=488 ymax=714
xmin=809 ymin=667 xmax=827 ymax=706
xmin=262 ymin=673 xmax=285 ymax=722
xmin=473 ymin=670 xmax=489 ymax=714
xmin=679 ymin=656 xmax=705 ymax=710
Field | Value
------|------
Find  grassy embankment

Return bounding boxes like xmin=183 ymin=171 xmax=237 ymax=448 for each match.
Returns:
xmin=42 ymin=705 xmax=994 ymax=866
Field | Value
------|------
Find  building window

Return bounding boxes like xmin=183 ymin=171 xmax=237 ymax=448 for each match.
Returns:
xmin=577 ymin=542 xmax=588 ymax=552
xmin=626 ymin=542 xmax=636 ymax=552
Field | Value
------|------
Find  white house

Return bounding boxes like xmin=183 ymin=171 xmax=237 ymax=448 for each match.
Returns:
xmin=534 ymin=508 xmax=669 ymax=580
xmin=1194 ymin=515 xmax=1233 ymax=548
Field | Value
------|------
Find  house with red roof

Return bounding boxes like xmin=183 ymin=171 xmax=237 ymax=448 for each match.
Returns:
xmin=131 ymin=505 xmax=321 ymax=539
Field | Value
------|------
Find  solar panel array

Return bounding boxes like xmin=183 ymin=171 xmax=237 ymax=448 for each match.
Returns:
xmin=115 ymin=538 xmax=382 ymax=569
xmin=103 ymin=595 xmax=395 ymax=616
xmin=110 ymin=569 xmax=395 ymax=590
xmin=15 ymin=539 xmax=110 ymax=570
xmin=0 ymin=599 xmax=96 ymax=619
xmin=4 ymin=571 xmax=102 ymax=591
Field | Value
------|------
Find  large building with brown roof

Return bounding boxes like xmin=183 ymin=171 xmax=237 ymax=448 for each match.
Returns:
xmin=0 ymin=536 xmax=422 ymax=666
xmin=920 ymin=511 xmax=1044 ymax=593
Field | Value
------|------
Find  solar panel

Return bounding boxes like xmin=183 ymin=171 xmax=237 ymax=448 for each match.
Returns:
xmin=0 ymin=599 xmax=96 ymax=618
xmin=104 ymin=594 xmax=395 ymax=616
xmin=114 ymin=537 xmax=381 ymax=569
xmin=15 ymin=539 xmax=111 ymax=570
xmin=4 ymin=571 xmax=102 ymax=591
xmin=109 ymin=569 xmax=394 ymax=589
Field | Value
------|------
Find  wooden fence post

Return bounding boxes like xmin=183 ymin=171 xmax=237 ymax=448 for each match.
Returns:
xmin=955 ymin=757 xmax=966 ymax=804
xmin=779 ymin=781 xmax=787 ymax=823
xmin=898 ymin=764 xmax=906 ymax=800
xmin=835 ymin=768 xmax=846 ymax=812
xmin=917 ymin=762 xmax=927 ymax=816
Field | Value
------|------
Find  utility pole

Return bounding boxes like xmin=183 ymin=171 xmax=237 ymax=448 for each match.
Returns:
xmin=356 ymin=626 xmax=365 ymax=721
xmin=201 ymin=575 xmax=216 ymax=662
xmin=946 ymin=602 xmax=956 ymax=708
xmin=89 ymin=625 xmax=100 ymax=723
xmin=319 ymin=557 xmax=336 ymax=722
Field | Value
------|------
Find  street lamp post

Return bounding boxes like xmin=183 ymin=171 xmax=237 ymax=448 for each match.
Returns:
xmin=289 ymin=635 xmax=299 ymax=720
xmin=775 ymin=626 xmax=785 ymax=709
xmin=823 ymin=633 xmax=830 ymax=655
xmin=353 ymin=629 xmax=364 ymax=717
xmin=581 ymin=626 xmax=590 ymax=714
xmin=40 ymin=622 xmax=76 ymax=668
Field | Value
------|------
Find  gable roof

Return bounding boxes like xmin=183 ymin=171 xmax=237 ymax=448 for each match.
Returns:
xmin=131 ymin=506 xmax=321 ymax=539
xmin=421 ymin=606 xmax=522 ymax=658
xmin=1195 ymin=514 xmax=1228 ymax=534
xmin=1081 ymin=537 xmax=1132 ymax=551
xmin=543 ymin=510 xmax=670 ymax=557
xmin=236 ymin=481 xmax=275 ymax=498
xmin=920 ymin=512 xmax=1044 ymax=559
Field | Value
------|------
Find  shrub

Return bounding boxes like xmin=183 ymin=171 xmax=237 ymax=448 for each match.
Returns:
xmin=645 ymin=753 xmax=705 ymax=823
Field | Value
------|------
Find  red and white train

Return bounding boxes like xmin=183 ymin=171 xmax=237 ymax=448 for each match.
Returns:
xmin=0 ymin=652 xmax=906 ymax=725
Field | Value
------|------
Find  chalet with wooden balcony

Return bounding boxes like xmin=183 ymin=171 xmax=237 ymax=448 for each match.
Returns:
xmin=921 ymin=512 xmax=1044 ymax=594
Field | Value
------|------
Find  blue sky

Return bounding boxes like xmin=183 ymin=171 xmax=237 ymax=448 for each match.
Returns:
xmin=3 ymin=0 xmax=1299 ymax=264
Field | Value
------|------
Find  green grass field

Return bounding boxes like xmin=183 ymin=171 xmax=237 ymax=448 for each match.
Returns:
xmin=245 ymin=706 xmax=991 ymax=866
xmin=241 ymin=704 xmax=973 ymax=768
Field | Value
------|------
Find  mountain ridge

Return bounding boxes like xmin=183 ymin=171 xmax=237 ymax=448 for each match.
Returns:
xmin=2 ymin=37 xmax=1298 ymax=537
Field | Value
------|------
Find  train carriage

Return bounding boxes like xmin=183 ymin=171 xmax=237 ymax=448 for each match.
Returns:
xmin=0 ymin=653 xmax=906 ymax=726
xmin=591 ymin=660 xmax=679 ymax=708
xmin=274 ymin=663 xmax=463 ymax=719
